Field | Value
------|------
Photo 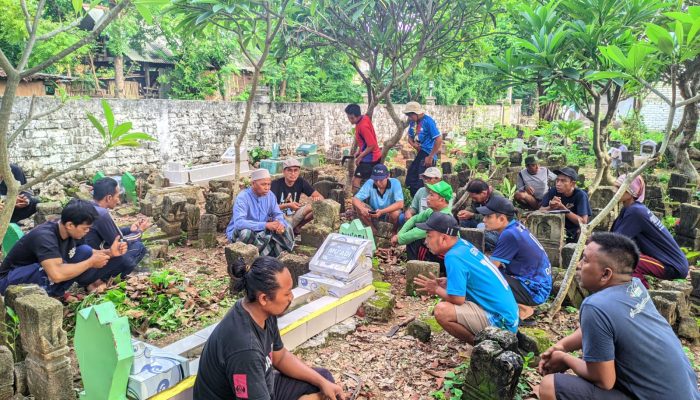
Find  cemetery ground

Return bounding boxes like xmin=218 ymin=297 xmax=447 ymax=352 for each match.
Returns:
xmin=28 ymin=158 xmax=698 ymax=399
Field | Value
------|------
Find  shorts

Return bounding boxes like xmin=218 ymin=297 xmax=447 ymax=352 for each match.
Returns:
xmin=504 ymin=274 xmax=538 ymax=306
xmin=553 ymin=373 xmax=631 ymax=400
xmin=454 ymin=301 xmax=491 ymax=335
xmin=273 ymin=367 xmax=335 ymax=400
xmin=354 ymin=161 xmax=380 ymax=179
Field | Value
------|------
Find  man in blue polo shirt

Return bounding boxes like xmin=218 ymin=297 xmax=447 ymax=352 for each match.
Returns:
xmin=479 ymin=196 xmax=552 ymax=321
xmin=414 ymin=212 xmax=518 ymax=344
xmin=352 ymin=164 xmax=404 ymax=235
xmin=405 ymin=102 xmax=442 ymax=196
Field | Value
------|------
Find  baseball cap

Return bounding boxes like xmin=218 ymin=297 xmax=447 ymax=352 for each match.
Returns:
xmin=370 ymin=164 xmax=390 ymax=181
xmin=283 ymin=158 xmax=301 ymax=169
xmin=524 ymin=155 xmax=539 ymax=165
xmin=415 ymin=212 xmax=460 ymax=236
xmin=553 ymin=167 xmax=578 ymax=182
xmin=426 ymin=181 xmax=453 ymax=201
xmin=476 ymin=195 xmax=515 ymax=217
xmin=420 ymin=167 xmax=442 ymax=179
xmin=404 ymin=101 xmax=424 ymax=115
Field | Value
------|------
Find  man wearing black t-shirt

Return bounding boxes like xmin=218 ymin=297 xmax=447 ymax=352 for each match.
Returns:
xmin=540 ymin=167 xmax=592 ymax=243
xmin=271 ymin=158 xmax=323 ymax=233
xmin=0 ymin=199 xmax=127 ymax=296
xmin=0 ymin=163 xmax=39 ymax=223
xmin=194 ymin=256 xmax=345 ymax=400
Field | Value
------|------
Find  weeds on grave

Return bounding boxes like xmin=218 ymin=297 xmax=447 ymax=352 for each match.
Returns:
xmin=663 ymin=216 xmax=679 ymax=234
xmin=249 ymin=147 xmax=272 ymax=164
xmin=2 ymin=306 xmax=21 ymax=361
xmin=564 ymin=306 xmax=578 ymax=314
xmin=515 ymin=352 xmax=536 ymax=400
xmin=430 ymin=363 xmax=468 ymax=400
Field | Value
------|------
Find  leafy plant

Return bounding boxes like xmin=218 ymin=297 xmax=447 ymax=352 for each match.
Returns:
xmin=684 ymin=346 xmax=697 ymax=370
xmin=515 ymin=352 xmax=537 ymax=400
xmin=662 ymin=216 xmax=679 ymax=234
xmin=499 ymin=177 xmax=517 ymax=200
xmin=248 ymin=147 xmax=272 ymax=165
xmin=431 ymin=363 xmax=468 ymax=400
xmin=565 ymin=305 xmax=578 ymax=314
xmin=87 ymin=100 xmax=156 ymax=148
xmin=2 ymin=306 xmax=21 ymax=361
xmin=150 ymin=269 xmax=183 ymax=288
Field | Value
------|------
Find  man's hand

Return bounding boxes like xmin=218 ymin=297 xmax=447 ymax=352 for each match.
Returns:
xmin=538 ymin=344 xmax=566 ymax=375
xmin=354 ymin=153 xmax=362 ymax=167
xmin=109 ymin=235 xmax=128 ymax=257
xmin=131 ymin=217 xmax=151 ymax=232
xmin=319 ymin=380 xmax=346 ymax=400
xmin=539 ymin=350 xmax=570 ymax=375
xmin=437 ymin=277 xmax=447 ymax=288
xmin=15 ymin=195 xmax=29 ymax=209
xmin=311 ymin=194 xmax=323 ymax=202
xmin=390 ymin=235 xmax=399 ymax=246
xmin=369 ymin=208 xmax=383 ymax=219
xmin=266 ymin=221 xmax=285 ymax=233
xmin=549 ymin=196 xmax=565 ymax=210
xmin=358 ymin=206 xmax=370 ymax=219
xmin=89 ymin=251 xmax=111 ymax=268
xmin=457 ymin=209 xmax=474 ymax=220
xmin=525 ymin=186 xmax=535 ymax=196
xmin=415 ymin=272 xmax=440 ymax=296
xmin=423 ymin=157 xmax=433 ymax=167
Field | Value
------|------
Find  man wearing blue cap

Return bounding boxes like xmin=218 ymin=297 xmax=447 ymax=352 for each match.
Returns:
xmin=414 ymin=212 xmax=519 ymax=344
xmin=352 ymin=163 xmax=404 ymax=234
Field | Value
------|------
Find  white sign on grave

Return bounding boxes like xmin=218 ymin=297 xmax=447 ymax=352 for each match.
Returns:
xmin=308 ymin=233 xmax=373 ymax=282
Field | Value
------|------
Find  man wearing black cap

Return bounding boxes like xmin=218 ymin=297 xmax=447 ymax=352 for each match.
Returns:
xmin=514 ymin=156 xmax=556 ymax=211
xmin=413 ymin=212 xmax=519 ymax=344
xmin=539 ymin=167 xmax=592 ymax=243
xmin=479 ymin=196 xmax=552 ymax=321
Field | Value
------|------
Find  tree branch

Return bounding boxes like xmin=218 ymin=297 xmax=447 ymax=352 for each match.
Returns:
xmin=20 ymin=0 xmax=32 ymax=34
xmin=9 ymin=98 xmax=66 ymax=145
xmin=36 ymin=18 xmax=82 ymax=42
xmin=17 ymin=0 xmax=47 ymax=71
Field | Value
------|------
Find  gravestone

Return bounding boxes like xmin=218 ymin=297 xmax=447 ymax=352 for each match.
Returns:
xmin=205 ymin=192 xmax=232 ymax=232
xmin=15 ymin=293 xmax=73 ymax=400
xmin=669 ymin=173 xmax=690 ymax=189
xmin=301 ymin=169 xmax=320 ymax=186
xmin=589 ymin=186 xmax=618 ymax=231
xmin=675 ymin=204 xmax=700 ymax=250
xmin=156 ymin=194 xmax=187 ymax=241
xmin=556 ymin=243 xmax=588 ymax=307
xmin=141 ymin=186 xmax=203 ymax=219
xmin=442 ymin=173 xmax=461 ymax=195
xmin=363 ymin=285 xmax=395 ymax=322
xmin=644 ymin=185 xmax=665 ymax=213
xmin=464 ymin=327 xmax=523 ymax=400
xmin=340 ymin=219 xmax=376 ymax=252
xmin=441 ymin=162 xmax=453 ymax=174
xmin=225 ymin=242 xmax=260 ymax=269
xmin=508 ymin=151 xmax=522 ymax=167
xmin=406 ymin=320 xmax=431 ymax=343
xmin=278 ymin=253 xmax=310 ymax=287
xmin=330 ymin=189 xmax=347 ymax=213
xmin=197 ymin=214 xmax=218 ymax=248
xmin=405 ymin=260 xmax=440 ymax=296
xmin=34 ymin=201 xmax=62 ymax=225
xmin=122 ymin=172 xmax=138 ymax=205
xmin=621 ymin=151 xmax=634 ymax=164
xmin=0 ymin=346 xmax=12 ymax=400
xmin=390 ymin=167 xmax=406 ymax=178
xmin=669 ymin=187 xmax=693 ymax=203
xmin=75 ymin=302 xmax=133 ymax=400
xmin=208 ymin=179 xmax=235 ymax=194
xmin=640 ymin=140 xmax=657 ymax=156
xmin=181 ymin=204 xmax=200 ymax=240
xmin=525 ymin=212 xmax=565 ymax=268
xmin=546 ymin=154 xmax=566 ymax=168
xmin=300 ymin=224 xmax=332 ymax=248
xmin=313 ymin=180 xmax=343 ymax=199
xmin=312 ymin=199 xmax=341 ymax=230
xmin=460 ymin=228 xmax=485 ymax=253
xmin=2 ymin=223 xmax=23 ymax=254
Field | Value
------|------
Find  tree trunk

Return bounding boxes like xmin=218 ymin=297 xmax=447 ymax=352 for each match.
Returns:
xmin=233 ymin=67 xmax=261 ymax=195
xmin=114 ymin=54 xmax=125 ymax=98
xmin=380 ymin=97 xmax=408 ymax=160
xmin=280 ymin=79 xmax=287 ymax=99
xmin=668 ymin=58 xmax=700 ymax=182
xmin=0 ymin=74 xmax=22 ymax=243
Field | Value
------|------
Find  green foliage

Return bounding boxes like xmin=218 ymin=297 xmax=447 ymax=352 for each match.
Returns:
xmin=2 ymin=306 xmax=21 ymax=361
xmin=150 ymin=269 xmax=184 ymax=288
xmin=499 ymin=177 xmax=517 ymax=200
xmin=565 ymin=305 xmax=578 ymax=314
xmin=402 ymin=187 xmax=413 ymax=209
xmin=248 ymin=147 xmax=272 ymax=164
xmin=86 ymin=100 xmax=156 ymax=148
xmin=662 ymin=215 xmax=678 ymax=234
xmin=431 ymin=363 xmax=468 ymax=400
xmin=515 ymin=352 xmax=536 ymax=400
xmin=684 ymin=346 xmax=698 ymax=370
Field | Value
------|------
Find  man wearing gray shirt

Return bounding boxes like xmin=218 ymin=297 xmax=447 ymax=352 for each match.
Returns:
xmin=514 ymin=156 xmax=556 ymax=210
xmin=538 ymin=232 xmax=700 ymax=400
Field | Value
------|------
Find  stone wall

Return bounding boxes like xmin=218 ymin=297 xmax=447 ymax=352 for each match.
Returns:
xmin=638 ymin=85 xmax=685 ymax=131
xmin=6 ymin=97 xmax=521 ymax=180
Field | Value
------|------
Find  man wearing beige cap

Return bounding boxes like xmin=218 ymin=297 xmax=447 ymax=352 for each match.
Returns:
xmin=226 ymin=169 xmax=294 ymax=257
xmin=404 ymin=101 xmax=442 ymax=196
xmin=405 ymin=166 xmax=444 ymax=220
xmin=271 ymin=158 xmax=323 ymax=233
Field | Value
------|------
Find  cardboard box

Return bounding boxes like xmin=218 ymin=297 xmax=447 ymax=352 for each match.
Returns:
xmin=298 ymin=270 xmax=373 ymax=297
xmin=127 ymin=340 xmax=191 ymax=400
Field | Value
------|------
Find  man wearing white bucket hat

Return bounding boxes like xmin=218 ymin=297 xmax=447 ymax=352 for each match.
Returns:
xmin=226 ymin=169 xmax=294 ymax=257
xmin=404 ymin=101 xmax=443 ymax=197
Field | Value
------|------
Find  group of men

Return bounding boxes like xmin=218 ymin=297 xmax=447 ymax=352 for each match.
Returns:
xmin=1 ymin=101 xmax=697 ymax=399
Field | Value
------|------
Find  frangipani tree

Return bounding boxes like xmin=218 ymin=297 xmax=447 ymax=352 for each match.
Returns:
xmin=549 ymin=6 xmax=700 ymax=314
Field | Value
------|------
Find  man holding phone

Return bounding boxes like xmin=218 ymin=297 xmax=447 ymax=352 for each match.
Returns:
xmin=0 ymin=164 xmax=39 ymax=224
xmin=352 ymin=164 xmax=404 ymax=235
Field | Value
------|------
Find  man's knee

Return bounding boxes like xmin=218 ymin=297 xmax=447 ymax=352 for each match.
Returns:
xmin=433 ymin=301 xmax=454 ymax=325
xmin=234 ymin=229 xmax=256 ymax=243
xmin=539 ymin=374 xmax=556 ymax=400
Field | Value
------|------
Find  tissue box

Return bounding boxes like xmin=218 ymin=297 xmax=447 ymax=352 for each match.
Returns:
xmin=127 ymin=340 xmax=191 ymax=400
xmin=298 ymin=270 xmax=373 ymax=297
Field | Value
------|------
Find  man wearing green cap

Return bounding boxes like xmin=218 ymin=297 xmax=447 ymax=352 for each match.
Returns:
xmin=392 ymin=181 xmax=452 ymax=275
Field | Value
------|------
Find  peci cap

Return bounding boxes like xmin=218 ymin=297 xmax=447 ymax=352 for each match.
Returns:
xmin=370 ymin=164 xmax=390 ymax=181
xmin=476 ymin=195 xmax=516 ymax=217
xmin=553 ymin=167 xmax=578 ymax=182
xmin=251 ymin=168 xmax=271 ymax=181
xmin=404 ymin=101 xmax=424 ymax=115
xmin=426 ymin=181 xmax=453 ymax=202
xmin=283 ymin=158 xmax=301 ymax=169
xmin=420 ymin=167 xmax=443 ymax=179
xmin=415 ymin=212 xmax=460 ymax=236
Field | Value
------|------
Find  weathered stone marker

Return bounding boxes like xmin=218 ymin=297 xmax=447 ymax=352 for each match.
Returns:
xmin=75 ymin=302 xmax=134 ymax=400
xmin=525 ymin=212 xmax=565 ymax=268
xmin=405 ymin=260 xmax=440 ymax=296
xmin=463 ymin=327 xmax=524 ymax=400
xmin=197 ymin=214 xmax=218 ymax=248
xmin=312 ymin=199 xmax=341 ymax=230
xmin=0 ymin=345 xmax=12 ymax=400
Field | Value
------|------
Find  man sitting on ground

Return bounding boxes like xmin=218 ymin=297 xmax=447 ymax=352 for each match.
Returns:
xmin=414 ymin=213 xmax=519 ymax=344
xmin=226 ymin=169 xmax=293 ymax=257
xmin=391 ymin=181 xmax=453 ymax=275
xmin=0 ymin=163 xmax=39 ymax=223
xmin=479 ymin=196 xmax=552 ymax=321
xmin=456 ymin=179 xmax=503 ymax=250
xmin=514 ymin=156 xmax=556 ymax=211
xmin=538 ymin=232 xmax=700 ymax=400
xmin=0 ymin=199 xmax=126 ymax=296
xmin=271 ymin=158 xmax=323 ymax=234
xmin=539 ymin=167 xmax=591 ymax=243
xmin=612 ymin=175 xmax=688 ymax=287
xmin=352 ymin=164 xmax=404 ymax=234
xmin=195 ymin=256 xmax=346 ymax=400
xmin=83 ymin=178 xmax=149 ymax=291
xmin=405 ymin=167 xmax=445 ymax=220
